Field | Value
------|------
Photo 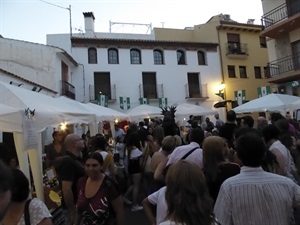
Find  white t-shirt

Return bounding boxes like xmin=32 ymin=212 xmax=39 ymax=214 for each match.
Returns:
xmin=18 ymin=198 xmax=52 ymax=225
xmin=148 ymin=186 xmax=167 ymax=224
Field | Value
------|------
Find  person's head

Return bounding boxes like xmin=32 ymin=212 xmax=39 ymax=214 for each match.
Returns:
xmin=274 ymin=118 xmax=289 ymax=133
xmin=52 ymin=131 xmax=65 ymax=142
xmin=114 ymin=124 xmax=119 ymax=131
xmin=200 ymin=122 xmax=207 ymax=131
xmin=241 ymin=115 xmax=254 ymax=128
xmin=257 ymin=116 xmax=268 ymax=130
xmin=271 ymin=112 xmax=284 ymax=124
xmin=226 ymin=110 xmax=236 ymax=122
xmin=125 ymin=131 xmax=141 ymax=149
xmin=0 ymin=161 xmax=12 ymax=220
xmin=11 ymin=169 xmax=30 ymax=202
xmin=84 ymin=152 xmax=104 ymax=179
xmin=188 ymin=127 xmax=204 ymax=146
xmin=173 ymin=135 xmax=182 ymax=147
xmin=165 ymin=160 xmax=213 ymax=225
xmin=261 ymin=124 xmax=280 ymax=143
xmin=236 ymin=132 xmax=266 ymax=167
xmin=205 ymin=117 xmax=210 ymax=123
xmin=162 ymin=136 xmax=176 ymax=153
xmin=91 ymin=135 xmax=107 ymax=151
xmin=202 ymin=136 xmax=227 ymax=167
xmin=64 ymin=133 xmax=85 ymax=155
xmin=138 ymin=121 xmax=145 ymax=127
xmin=189 ymin=115 xmax=194 ymax=121
xmin=214 ymin=114 xmax=220 ymax=119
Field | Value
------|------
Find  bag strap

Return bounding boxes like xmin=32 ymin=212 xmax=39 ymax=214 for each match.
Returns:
xmin=24 ymin=199 xmax=32 ymax=225
xmin=181 ymin=147 xmax=199 ymax=160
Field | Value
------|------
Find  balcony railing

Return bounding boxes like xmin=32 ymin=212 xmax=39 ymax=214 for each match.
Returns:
xmin=266 ymin=52 xmax=300 ymax=78
xmin=226 ymin=43 xmax=248 ymax=55
xmin=61 ymin=80 xmax=75 ymax=100
xmin=261 ymin=2 xmax=300 ymax=29
xmin=139 ymin=84 xmax=164 ymax=99
xmin=89 ymin=84 xmax=116 ymax=101
xmin=185 ymin=83 xmax=208 ymax=99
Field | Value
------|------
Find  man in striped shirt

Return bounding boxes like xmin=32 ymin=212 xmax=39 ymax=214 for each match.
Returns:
xmin=214 ymin=132 xmax=300 ymax=225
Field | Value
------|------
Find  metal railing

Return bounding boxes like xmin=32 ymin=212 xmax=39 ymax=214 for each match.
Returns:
xmin=89 ymin=84 xmax=116 ymax=101
xmin=61 ymin=80 xmax=75 ymax=99
xmin=185 ymin=83 xmax=208 ymax=99
xmin=139 ymin=84 xmax=164 ymax=99
xmin=226 ymin=43 xmax=248 ymax=55
xmin=261 ymin=2 xmax=300 ymax=28
xmin=266 ymin=52 xmax=300 ymax=77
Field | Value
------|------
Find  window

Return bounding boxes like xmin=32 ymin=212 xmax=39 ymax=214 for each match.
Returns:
xmin=142 ymin=72 xmax=157 ymax=99
xmin=264 ymin=66 xmax=270 ymax=78
xmin=153 ymin=49 xmax=164 ymax=65
xmin=177 ymin=50 xmax=186 ymax=65
xmin=187 ymin=73 xmax=201 ymax=98
xmin=88 ymin=47 xmax=97 ymax=64
xmin=197 ymin=51 xmax=206 ymax=65
xmin=228 ymin=65 xmax=236 ymax=78
xmin=239 ymin=66 xmax=247 ymax=78
xmin=108 ymin=48 xmax=119 ymax=64
xmin=130 ymin=49 xmax=142 ymax=64
xmin=227 ymin=33 xmax=241 ymax=53
xmin=260 ymin=36 xmax=267 ymax=48
xmin=94 ymin=72 xmax=112 ymax=99
xmin=254 ymin=66 xmax=262 ymax=78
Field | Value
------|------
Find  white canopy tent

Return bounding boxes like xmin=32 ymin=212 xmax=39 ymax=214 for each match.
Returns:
xmin=127 ymin=104 xmax=163 ymax=121
xmin=232 ymin=93 xmax=300 ymax=114
xmin=0 ymin=82 xmax=96 ymax=200
xmin=175 ymin=103 xmax=216 ymax=118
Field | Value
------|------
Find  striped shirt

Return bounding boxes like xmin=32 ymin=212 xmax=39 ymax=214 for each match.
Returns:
xmin=214 ymin=166 xmax=300 ymax=225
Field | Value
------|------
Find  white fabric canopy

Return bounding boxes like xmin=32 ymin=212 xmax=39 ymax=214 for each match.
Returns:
xmin=175 ymin=103 xmax=216 ymax=117
xmin=233 ymin=93 xmax=300 ymax=113
xmin=127 ymin=104 xmax=163 ymax=121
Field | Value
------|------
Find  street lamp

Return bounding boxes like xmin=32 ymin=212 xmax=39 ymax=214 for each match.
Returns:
xmin=215 ymin=82 xmax=225 ymax=100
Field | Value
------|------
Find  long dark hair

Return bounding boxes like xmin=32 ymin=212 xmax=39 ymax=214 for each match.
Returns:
xmin=165 ymin=161 xmax=213 ymax=225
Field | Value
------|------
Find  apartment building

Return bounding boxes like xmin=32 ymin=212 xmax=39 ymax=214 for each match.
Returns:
xmin=261 ymin=0 xmax=300 ymax=96
xmin=154 ymin=14 xmax=270 ymax=110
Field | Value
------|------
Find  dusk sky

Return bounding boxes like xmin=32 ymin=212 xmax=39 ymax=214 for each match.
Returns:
xmin=1 ymin=0 xmax=264 ymax=44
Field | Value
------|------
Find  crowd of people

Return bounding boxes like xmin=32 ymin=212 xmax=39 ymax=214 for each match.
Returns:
xmin=1 ymin=109 xmax=300 ymax=225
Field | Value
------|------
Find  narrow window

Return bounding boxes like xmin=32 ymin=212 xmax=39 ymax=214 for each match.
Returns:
xmin=153 ymin=49 xmax=164 ymax=65
xmin=108 ymin=48 xmax=119 ymax=64
xmin=260 ymin=36 xmax=267 ymax=48
xmin=197 ymin=51 xmax=206 ymax=65
xmin=88 ymin=47 xmax=97 ymax=64
xmin=228 ymin=65 xmax=236 ymax=78
xmin=142 ymin=72 xmax=157 ymax=99
xmin=130 ymin=49 xmax=141 ymax=64
xmin=177 ymin=50 xmax=186 ymax=65
xmin=94 ymin=72 xmax=112 ymax=100
xmin=254 ymin=66 xmax=262 ymax=78
xmin=187 ymin=73 xmax=200 ymax=98
xmin=239 ymin=66 xmax=247 ymax=78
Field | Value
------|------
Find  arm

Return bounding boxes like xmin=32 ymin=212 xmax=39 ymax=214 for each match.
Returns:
xmin=37 ymin=218 xmax=53 ymax=225
xmin=154 ymin=158 xmax=167 ymax=182
xmin=61 ymin=180 xmax=76 ymax=224
xmin=111 ymin=195 xmax=125 ymax=225
xmin=272 ymin=148 xmax=286 ymax=175
xmin=142 ymin=197 xmax=156 ymax=225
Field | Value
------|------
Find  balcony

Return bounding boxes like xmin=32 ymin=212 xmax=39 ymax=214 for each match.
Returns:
xmin=89 ymin=84 xmax=116 ymax=102
xmin=261 ymin=3 xmax=300 ymax=38
xmin=265 ymin=52 xmax=300 ymax=83
xmin=139 ymin=84 xmax=164 ymax=99
xmin=185 ymin=83 xmax=208 ymax=99
xmin=225 ymin=43 xmax=248 ymax=59
xmin=61 ymin=80 xmax=75 ymax=100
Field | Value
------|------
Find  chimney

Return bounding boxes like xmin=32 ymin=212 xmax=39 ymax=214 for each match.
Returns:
xmin=83 ymin=12 xmax=95 ymax=34
xmin=223 ymin=14 xmax=231 ymax=21
xmin=247 ymin=19 xmax=255 ymax=24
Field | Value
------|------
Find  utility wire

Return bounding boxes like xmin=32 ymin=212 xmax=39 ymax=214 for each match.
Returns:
xmin=38 ymin=0 xmax=69 ymax=10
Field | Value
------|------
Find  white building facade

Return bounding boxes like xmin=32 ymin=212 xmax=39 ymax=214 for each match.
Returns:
xmin=0 ymin=37 xmax=78 ymax=97
xmin=47 ymin=12 xmax=224 ymax=119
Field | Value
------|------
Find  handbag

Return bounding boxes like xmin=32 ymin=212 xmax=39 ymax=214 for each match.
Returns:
xmin=24 ymin=199 xmax=32 ymax=225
